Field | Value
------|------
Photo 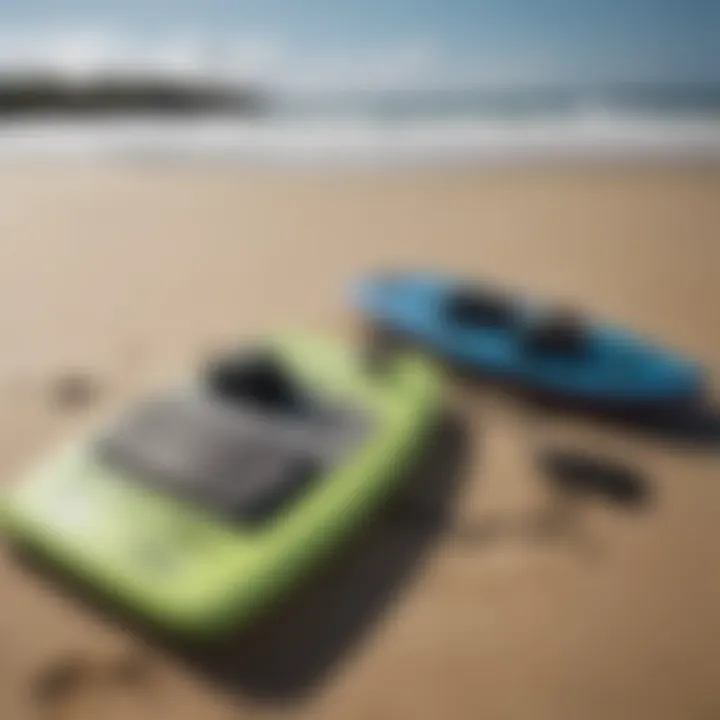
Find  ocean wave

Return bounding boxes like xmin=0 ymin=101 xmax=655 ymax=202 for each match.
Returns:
xmin=1 ymin=115 xmax=719 ymax=163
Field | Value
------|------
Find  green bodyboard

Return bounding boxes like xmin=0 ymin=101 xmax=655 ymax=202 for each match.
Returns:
xmin=2 ymin=335 xmax=441 ymax=638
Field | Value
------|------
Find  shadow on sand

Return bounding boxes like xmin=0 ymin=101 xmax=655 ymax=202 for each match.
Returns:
xmin=448 ymin=449 xmax=651 ymax=560
xmin=13 ymin=411 xmax=472 ymax=706
xmin=598 ymin=401 xmax=720 ymax=449
xmin=450 ymin=364 xmax=720 ymax=451
xmin=538 ymin=448 xmax=652 ymax=507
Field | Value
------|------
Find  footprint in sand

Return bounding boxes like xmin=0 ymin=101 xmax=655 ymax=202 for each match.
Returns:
xmin=31 ymin=652 xmax=163 ymax=720
xmin=48 ymin=371 xmax=101 ymax=412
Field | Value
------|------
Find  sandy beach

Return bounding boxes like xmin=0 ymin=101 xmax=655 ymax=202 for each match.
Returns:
xmin=1 ymin=163 xmax=719 ymax=720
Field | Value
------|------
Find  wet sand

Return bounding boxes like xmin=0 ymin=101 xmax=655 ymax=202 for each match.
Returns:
xmin=1 ymin=163 xmax=719 ymax=720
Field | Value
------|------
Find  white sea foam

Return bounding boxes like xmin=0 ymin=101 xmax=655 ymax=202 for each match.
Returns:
xmin=0 ymin=114 xmax=719 ymax=165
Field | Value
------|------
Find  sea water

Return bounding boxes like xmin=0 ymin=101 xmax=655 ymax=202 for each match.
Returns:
xmin=1 ymin=85 xmax=720 ymax=164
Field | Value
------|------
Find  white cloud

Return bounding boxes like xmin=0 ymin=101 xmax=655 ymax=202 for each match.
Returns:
xmin=0 ymin=24 xmax=577 ymax=91
xmin=0 ymin=25 xmax=284 ymax=83
xmin=221 ymin=36 xmax=284 ymax=81
xmin=272 ymin=41 xmax=576 ymax=92
xmin=275 ymin=40 xmax=443 ymax=92
xmin=0 ymin=26 xmax=446 ymax=90
xmin=0 ymin=26 xmax=122 ymax=75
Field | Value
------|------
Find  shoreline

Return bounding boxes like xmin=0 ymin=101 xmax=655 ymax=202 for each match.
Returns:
xmin=1 ymin=115 xmax=720 ymax=166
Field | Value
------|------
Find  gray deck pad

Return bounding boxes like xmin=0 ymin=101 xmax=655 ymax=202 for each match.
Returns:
xmin=94 ymin=391 xmax=371 ymax=523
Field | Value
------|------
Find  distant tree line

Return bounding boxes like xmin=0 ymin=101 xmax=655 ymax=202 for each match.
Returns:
xmin=0 ymin=75 xmax=270 ymax=117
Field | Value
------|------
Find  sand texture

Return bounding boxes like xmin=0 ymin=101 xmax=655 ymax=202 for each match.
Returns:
xmin=1 ymin=164 xmax=719 ymax=720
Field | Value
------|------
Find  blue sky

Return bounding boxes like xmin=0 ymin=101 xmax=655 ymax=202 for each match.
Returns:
xmin=1 ymin=0 xmax=718 ymax=87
